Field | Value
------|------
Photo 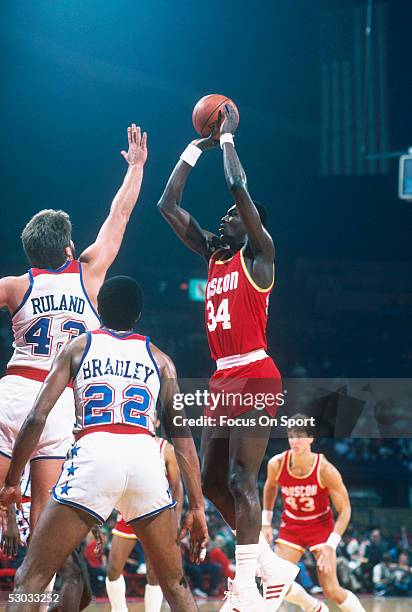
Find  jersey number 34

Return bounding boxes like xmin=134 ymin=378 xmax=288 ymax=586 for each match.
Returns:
xmin=206 ymin=299 xmax=231 ymax=332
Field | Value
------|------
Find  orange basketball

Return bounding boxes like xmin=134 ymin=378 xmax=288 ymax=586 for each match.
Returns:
xmin=192 ymin=94 xmax=239 ymax=138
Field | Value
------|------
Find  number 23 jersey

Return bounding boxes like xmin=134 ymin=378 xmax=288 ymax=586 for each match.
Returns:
xmin=205 ymin=246 xmax=273 ymax=361
xmin=8 ymin=260 xmax=100 ymax=375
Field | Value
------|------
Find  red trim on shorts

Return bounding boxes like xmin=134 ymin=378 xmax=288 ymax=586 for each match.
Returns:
xmin=75 ymin=423 xmax=152 ymax=441
xmin=6 ymin=366 xmax=73 ymax=389
xmin=21 ymin=496 xmax=31 ymax=504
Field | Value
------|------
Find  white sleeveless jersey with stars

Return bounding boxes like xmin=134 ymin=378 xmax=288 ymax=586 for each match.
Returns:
xmin=7 ymin=260 xmax=100 ymax=376
xmin=72 ymin=329 xmax=160 ymax=438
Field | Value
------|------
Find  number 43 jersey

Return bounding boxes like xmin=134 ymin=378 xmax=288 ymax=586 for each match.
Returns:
xmin=72 ymin=329 xmax=160 ymax=438
xmin=8 ymin=260 xmax=100 ymax=376
xmin=205 ymin=246 xmax=273 ymax=361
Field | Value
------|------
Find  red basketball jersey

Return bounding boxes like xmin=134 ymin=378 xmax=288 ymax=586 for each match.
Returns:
xmin=277 ymin=451 xmax=331 ymax=524
xmin=205 ymin=247 xmax=273 ymax=360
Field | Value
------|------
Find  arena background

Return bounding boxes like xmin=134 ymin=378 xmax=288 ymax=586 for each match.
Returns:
xmin=0 ymin=0 xmax=411 ymax=609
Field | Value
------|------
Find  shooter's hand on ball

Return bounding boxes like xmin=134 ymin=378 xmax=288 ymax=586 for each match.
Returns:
xmin=178 ymin=508 xmax=208 ymax=564
xmin=191 ymin=123 xmax=220 ymax=151
xmin=0 ymin=485 xmax=22 ymax=533
xmin=120 ymin=123 xmax=148 ymax=167
xmin=316 ymin=544 xmax=335 ymax=574
xmin=220 ymin=104 xmax=239 ymax=135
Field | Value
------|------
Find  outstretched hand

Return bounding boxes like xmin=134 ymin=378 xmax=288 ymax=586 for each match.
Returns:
xmin=178 ymin=508 xmax=208 ymax=564
xmin=220 ymin=104 xmax=239 ymax=136
xmin=121 ymin=124 xmax=148 ymax=167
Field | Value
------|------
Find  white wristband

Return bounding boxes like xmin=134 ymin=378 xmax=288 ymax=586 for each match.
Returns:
xmin=326 ymin=532 xmax=341 ymax=550
xmin=262 ymin=510 xmax=273 ymax=526
xmin=180 ymin=143 xmax=202 ymax=167
xmin=220 ymin=133 xmax=234 ymax=148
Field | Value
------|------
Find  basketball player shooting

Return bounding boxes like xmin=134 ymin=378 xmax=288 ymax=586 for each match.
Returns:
xmin=262 ymin=418 xmax=365 ymax=612
xmin=158 ymin=104 xmax=298 ymax=611
xmin=0 ymin=276 xmax=207 ymax=612
xmin=0 ymin=124 xmax=147 ymax=529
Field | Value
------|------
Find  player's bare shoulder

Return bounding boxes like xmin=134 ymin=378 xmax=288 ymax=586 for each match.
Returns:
xmin=0 ymin=274 xmax=31 ymax=312
xmin=318 ymin=454 xmax=343 ymax=489
xmin=149 ymin=343 xmax=177 ymax=378
xmin=267 ymin=452 xmax=285 ymax=480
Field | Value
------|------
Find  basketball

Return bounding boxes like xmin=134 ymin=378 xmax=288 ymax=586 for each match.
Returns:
xmin=192 ymin=94 xmax=239 ymax=138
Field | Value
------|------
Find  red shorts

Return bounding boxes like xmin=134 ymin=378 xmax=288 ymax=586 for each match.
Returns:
xmin=276 ymin=511 xmax=334 ymax=553
xmin=112 ymin=517 xmax=138 ymax=540
xmin=205 ymin=357 xmax=281 ymax=418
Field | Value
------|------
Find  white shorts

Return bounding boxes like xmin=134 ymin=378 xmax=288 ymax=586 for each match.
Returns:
xmin=0 ymin=375 xmax=74 ymax=460
xmin=52 ymin=432 xmax=175 ymax=524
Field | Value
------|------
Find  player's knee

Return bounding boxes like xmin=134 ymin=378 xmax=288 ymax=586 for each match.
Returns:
xmin=201 ymin=471 xmax=227 ymax=502
xmin=161 ymin=573 xmax=190 ymax=601
xmin=228 ymin=464 xmax=256 ymax=502
xmin=14 ymin=564 xmax=49 ymax=593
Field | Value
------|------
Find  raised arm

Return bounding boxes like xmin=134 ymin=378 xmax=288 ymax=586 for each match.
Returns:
xmin=262 ymin=456 xmax=282 ymax=544
xmin=80 ymin=124 xmax=147 ymax=297
xmin=316 ymin=458 xmax=351 ymax=573
xmin=157 ymin=133 xmax=219 ymax=260
xmin=220 ymin=105 xmax=274 ymax=260
xmin=152 ymin=344 xmax=208 ymax=562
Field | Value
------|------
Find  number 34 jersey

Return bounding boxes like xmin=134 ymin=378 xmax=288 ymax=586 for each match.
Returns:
xmin=8 ymin=260 xmax=100 ymax=375
xmin=205 ymin=246 xmax=273 ymax=361
xmin=72 ymin=329 xmax=160 ymax=438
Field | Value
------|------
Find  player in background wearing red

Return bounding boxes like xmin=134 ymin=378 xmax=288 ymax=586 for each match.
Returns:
xmin=0 ymin=124 xmax=147 ymax=530
xmin=106 ymin=435 xmax=184 ymax=612
xmin=0 ymin=276 xmax=208 ymax=612
xmin=158 ymin=105 xmax=298 ymax=611
xmin=262 ymin=418 xmax=365 ymax=612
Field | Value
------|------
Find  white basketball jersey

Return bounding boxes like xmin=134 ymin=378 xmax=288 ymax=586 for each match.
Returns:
xmin=72 ymin=329 xmax=161 ymax=437
xmin=8 ymin=260 xmax=100 ymax=374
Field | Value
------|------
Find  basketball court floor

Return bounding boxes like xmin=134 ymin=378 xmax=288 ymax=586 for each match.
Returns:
xmin=83 ymin=597 xmax=412 ymax=611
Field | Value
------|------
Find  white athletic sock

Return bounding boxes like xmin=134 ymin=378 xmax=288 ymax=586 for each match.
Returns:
xmin=338 ymin=590 xmax=365 ymax=612
xmin=235 ymin=543 xmax=259 ymax=588
xmin=144 ymin=584 xmax=163 ymax=612
xmin=285 ymin=582 xmax=320 ymax=611
xmin=105 ymin=575 xmax=128 ymax=612
xmin=258 ymin=532 xmax=276 ymax=575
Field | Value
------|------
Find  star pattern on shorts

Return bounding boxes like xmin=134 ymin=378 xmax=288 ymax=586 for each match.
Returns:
xmin=66 ymin=463 xmax=78 ymax=477
xmin=70 ymin=444 xmax=80 ymax=458
xmin=60 ymin=483 xmax=72 ymax=496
